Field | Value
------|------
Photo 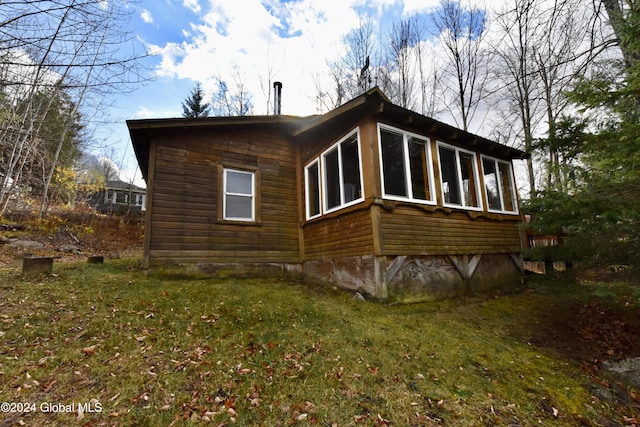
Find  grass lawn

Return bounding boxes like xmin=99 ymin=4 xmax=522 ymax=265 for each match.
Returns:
xmin=0 ymin=259 xmax=638 ymax=426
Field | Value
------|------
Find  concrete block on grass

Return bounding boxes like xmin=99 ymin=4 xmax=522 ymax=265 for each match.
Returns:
xmin=22 ymin=256 xmax=53 ymax=275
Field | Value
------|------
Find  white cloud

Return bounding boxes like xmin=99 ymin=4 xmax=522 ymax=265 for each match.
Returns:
xmin=401 ymin=0 xmax=440 ymax=15
xmin=141 ymin=8 xmax=154 ymax=24
xmin=134 ymin=106 xmax=156 ymax=119
xmin=183 ymin=0 xmax=201 ymax=13
xmin=145 ymin=0 xmax=365 ymax=115
xmin=134 ymin=106 xmax=180 ymax=119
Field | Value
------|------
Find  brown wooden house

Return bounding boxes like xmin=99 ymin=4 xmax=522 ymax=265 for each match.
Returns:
xmin=128 ymin=87 xmax=527 ymax=302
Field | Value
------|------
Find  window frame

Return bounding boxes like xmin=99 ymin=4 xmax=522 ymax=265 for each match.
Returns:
xmin=304 ymin=159 xmax=322 ymax=220
xmin=481 ymin=155 xmax=519 ymax=215
xmin=222 ymin=167 xmax=256 ymax=223
xmin=304 ymin=128 xmax=365 ymax=220
xmin=436 ymin=141 xmax=483 ymax=211
xmin=377 ymin=123 xmax=436 ymax=205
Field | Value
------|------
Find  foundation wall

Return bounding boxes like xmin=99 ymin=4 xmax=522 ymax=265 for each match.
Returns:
xmin=304 ymin=253 xmax=523 ymax=303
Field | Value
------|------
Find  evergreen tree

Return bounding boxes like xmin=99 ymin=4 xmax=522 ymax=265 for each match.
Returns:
xmin=524 ymin=2 xmax=640 ymax=268
xmin=181 ymin=83 xmax=211 ymax=118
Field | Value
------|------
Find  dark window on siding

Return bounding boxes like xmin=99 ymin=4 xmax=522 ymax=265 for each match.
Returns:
xmin=323 ymin=147 xmax=341 ymax=210
xmin=459 ymin=151 xmax=479 ymax=207
xmin=482 ymin=158 xmax=502 ymax=210
xmin=304 ymin=129 xmax=364 ymax=219
xmin=306 ymin=161 xmax=321 ymax=218
xmin=499 ymin=162 xmax=515 ymax=212
xmin=341 ymin=135 xmax=361 ymax=203
xmin=439 ymin=146 xmax=461 ymax=205
xmin=380 ymin=129 xmax=407 ymax=197
xmin=408 ymin=137 xmax=430 ymax=201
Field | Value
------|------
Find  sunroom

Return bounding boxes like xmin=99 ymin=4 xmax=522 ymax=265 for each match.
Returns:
xmin=298 ymin=89 xmax=524 ymax=302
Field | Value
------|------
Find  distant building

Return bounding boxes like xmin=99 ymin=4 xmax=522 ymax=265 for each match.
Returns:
xmin=92 ymin=180 xmax=146 ymax=216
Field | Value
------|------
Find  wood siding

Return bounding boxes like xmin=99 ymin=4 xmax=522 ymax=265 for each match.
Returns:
xmin=378 ymin=205 xmax=522 ymax=256
xmin=302 ymin=206 xmax=375 ymax=260
xmin=147 ymin=127 xmax=300 ymax=265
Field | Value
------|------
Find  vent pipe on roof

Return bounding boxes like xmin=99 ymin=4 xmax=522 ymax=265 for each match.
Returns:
xmin=273 ymin=81 xmax=282 ymax=115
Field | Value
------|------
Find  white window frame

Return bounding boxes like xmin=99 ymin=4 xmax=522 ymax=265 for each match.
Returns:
xmin=305 ymin=159 xmax=322 ymax=220
xmin=222 ymin=168 xmax=255 ymax=222
xmin=436 ymin=141 xmax=483 ymax=211
xmin=481 ymin=155 xmax=519 ymax=215
xmin=304 ymin=128 xmax=364 ymax=220
xmin=377 ymin=123 xmax=436 ymax=205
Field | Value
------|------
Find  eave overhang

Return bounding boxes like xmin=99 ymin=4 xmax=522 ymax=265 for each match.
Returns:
xmin=292 ymin=87 xmax=528 ymax=161
xmin=127 ymin=87 xmax=528 ymax=183
xmin=127 ymin=115 xmax=313 ymax=182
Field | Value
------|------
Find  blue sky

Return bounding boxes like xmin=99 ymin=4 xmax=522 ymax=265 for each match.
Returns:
xmin=104 ymin=0 xmax=475 ymax=185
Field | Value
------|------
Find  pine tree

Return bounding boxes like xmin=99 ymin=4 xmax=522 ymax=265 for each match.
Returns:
xmin=524 ymin=2 xmax=640 ymax=268
xmin=181 ymin=83 xmax=211 ymax=118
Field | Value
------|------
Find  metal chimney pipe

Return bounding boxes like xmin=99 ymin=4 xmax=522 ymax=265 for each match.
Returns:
xmin=273 ymin=81 xmax=282 ymax=115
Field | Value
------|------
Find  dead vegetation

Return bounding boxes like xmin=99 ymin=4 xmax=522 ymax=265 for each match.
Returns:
xmin=0 ymin=199 xmax=143 ymax=266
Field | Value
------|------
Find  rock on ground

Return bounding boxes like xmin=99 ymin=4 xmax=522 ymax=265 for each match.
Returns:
xmin=5 ymin=240 xmax=45 ymax=252
xmin=602 ymin=357 xmax=640 ymax=390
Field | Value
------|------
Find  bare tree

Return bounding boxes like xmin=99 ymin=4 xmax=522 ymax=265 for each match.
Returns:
xmin=384 ymin=16 xmax=423 ymax=110
xmin=600 ymin=0 xmax=637 ymax=67
xmin=343 ymin=14 xmax=377 ymax=96
xmin=415 ymin=40 xmax=442 ymax=117
xmin=532 ymin=0 xmax=595 ymax=191
xmin=0 ymin=0 xmax=148 ymax=217
xmin=313 ymin=59 xmax=348 ymax=112
xmin=433 ymin=0 xmax=489 ymax=132
xmin=490 ymin=0 xmax=606 ymax=195
xmin=258 ymin=41 xmax=281 ymax=115
xmin=313 ymin=13 xmax=377 ymax=112
xmin=491 ymin=0 xmax=544 ymax=196
xmin=212 ymin=66 xmax=254 ymax=116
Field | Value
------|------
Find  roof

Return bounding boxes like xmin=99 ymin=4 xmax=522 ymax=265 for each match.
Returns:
xmin=105 ymin=180 xmax=146 ymax=193
xmin=128 ymin=87 xmax=528 ymax=182
xmin=127 ymin=115 xmax=313 ymax=182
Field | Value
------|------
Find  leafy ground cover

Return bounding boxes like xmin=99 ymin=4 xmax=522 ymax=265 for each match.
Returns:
xmin=0 ymin=260 xmax=638 ymax=426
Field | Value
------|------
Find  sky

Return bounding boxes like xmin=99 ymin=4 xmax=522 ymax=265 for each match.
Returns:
xmin=108 ymin=0 xmax=504 ymax=187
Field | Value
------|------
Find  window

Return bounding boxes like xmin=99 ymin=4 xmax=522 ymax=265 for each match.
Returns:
xmin=437 ymin=142 xmax=481 ymax=210
xmin=304 ymin=129 xmax=364 ymax=219
xmin=305 ymin=160 xmax=321 ymax=219
xmin=378 ymin=124 xmax=435 ymax=204
xmin=223 ymin=168 xmax=255 ymax=221
xmin=115 ymin=191 xmax=129 ymax=204
xmin=481 ymin=156 xmax=518 ymax=214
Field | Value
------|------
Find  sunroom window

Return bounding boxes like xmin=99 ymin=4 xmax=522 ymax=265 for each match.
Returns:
xmin=378 ymin=125 xmax=435 ymax=204
xmin=305 ymin=160 xmax=321 ymax=219
xmin=304 ymin=129 xmax=364 ymax=219
xmin=437 ymin=143 xmax=481 ymax=210
xmin=481 ymin=156 xmax=517 ymax=214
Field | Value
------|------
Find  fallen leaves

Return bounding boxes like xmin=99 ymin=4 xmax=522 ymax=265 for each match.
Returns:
xmin=81 ymin=345 xmax=96 ymax=355
xmin=42 ymin=379 xmax=57 ymax=392
xmin=623 ymin=415 xmax=639 ymax=426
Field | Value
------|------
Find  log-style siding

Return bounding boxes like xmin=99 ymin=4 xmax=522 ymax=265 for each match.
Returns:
xmin=303 ymin=206 xmax=375 ymax=260
xmin=146 ymin=126 xmax=300 ymax=266
xmin=378 ymin=205 xmax=522 ymax=255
